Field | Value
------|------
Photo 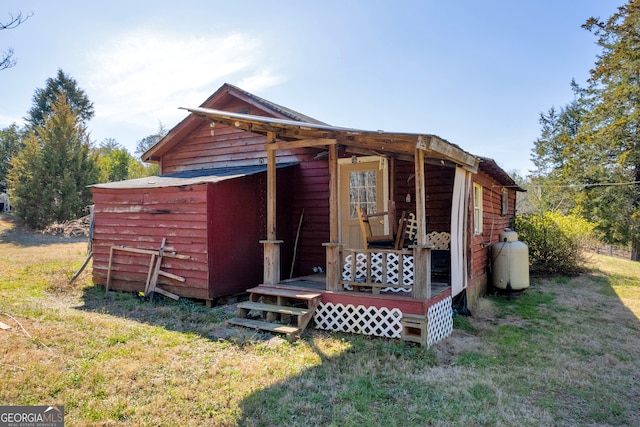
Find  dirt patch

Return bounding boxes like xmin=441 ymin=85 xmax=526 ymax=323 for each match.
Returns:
xmin=432 ymin=329 xmax=487 ymax=365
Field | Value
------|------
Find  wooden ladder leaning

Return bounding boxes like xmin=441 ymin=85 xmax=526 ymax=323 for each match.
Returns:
xmin=227 ymin=286 xmax=322 ymax=341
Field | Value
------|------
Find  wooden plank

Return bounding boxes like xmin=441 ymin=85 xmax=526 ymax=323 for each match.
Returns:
xmin=158 ymin=270 xmax=186 ymax=282
xmin=237 ymin=301 xmax=310 ymax=317
xmin=227 ymin=317 xmax=299 ymax=335
xmin=146 ymin=238 xmax=166 ymax=298
xmin=246 ymin=286 xmax=322 ymax=301
xmin=265 ymin=138 xmax=337 ymax=151
xmin=143 ymin=254 xmax=156 ymax=295
xmin=153 ymin=287 xmax=180 ymax=300
xmin=105 ymin=246 xmax=114 ymax=293
xmin=111 ymin=246 xmax=190 ymax=259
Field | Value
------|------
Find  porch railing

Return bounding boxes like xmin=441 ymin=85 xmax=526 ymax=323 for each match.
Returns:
xmin=340 ymin=248 xmax=414 ymax=294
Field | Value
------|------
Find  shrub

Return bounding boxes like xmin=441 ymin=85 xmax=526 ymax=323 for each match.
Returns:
xmin=514 ymin=211 xmax=595 ymax=275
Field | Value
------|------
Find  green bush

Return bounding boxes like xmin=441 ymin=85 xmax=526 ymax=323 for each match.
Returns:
xmin=514 ymin=211 xmax=595 ymax=275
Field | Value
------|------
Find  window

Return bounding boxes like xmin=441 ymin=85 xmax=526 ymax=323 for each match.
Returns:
xmin=473 ymin=183 xmax=483 ymax=235
xmin=501 ymin=188 xmax=509 ymax=216
xmin=349 ymin=170 xmax=377 ymax=218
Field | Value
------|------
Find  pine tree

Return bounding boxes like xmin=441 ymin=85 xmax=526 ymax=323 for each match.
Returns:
xmin=26 ymin=69 xmax=94 ymax=129
xmin=8 ymin=95 xmax=98 ymax=228
xmin=579 ymin=1 xmax=640 ymax=260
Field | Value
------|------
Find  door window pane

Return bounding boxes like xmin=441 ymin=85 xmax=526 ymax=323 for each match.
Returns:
xmin=349 ymin=170 xmax=377 ymax=218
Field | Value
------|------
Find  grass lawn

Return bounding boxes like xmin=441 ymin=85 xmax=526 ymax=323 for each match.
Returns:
xmin=1 ymin=214 xmax=639 ymax=426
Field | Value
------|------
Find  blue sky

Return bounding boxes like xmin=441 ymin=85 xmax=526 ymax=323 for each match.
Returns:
xmin=0 ymin=1 xmax=624 ymax=175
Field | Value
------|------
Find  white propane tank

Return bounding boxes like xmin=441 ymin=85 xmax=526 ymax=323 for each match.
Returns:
xmin=491 ymin=229 xmax=530 ymax=291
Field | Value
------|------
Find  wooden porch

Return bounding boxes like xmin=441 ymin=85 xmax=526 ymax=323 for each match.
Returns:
xmin=183 ymin=107 xmax=479 ymax=345
xmin=228 ymin=245 xmax=454 ymax=346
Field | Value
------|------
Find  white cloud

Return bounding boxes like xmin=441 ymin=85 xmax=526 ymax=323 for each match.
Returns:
xmin=83 ymin=29 xmax=285 ymax=132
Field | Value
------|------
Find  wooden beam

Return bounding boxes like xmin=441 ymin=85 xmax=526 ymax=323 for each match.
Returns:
xmin=420 ymin=135 xmax=479 ymax=173
xmin=325 ymin=144 xmax=341 ymax=292
xmin=263 ymin=131 xmax=281 ymax=285
xmin=412 ymin=148 xmax=430 ymax=300
xmin=266 ymin=131 xmax=277 ymax=240
xmin=265 ymin=138 xmax=337 ymax=151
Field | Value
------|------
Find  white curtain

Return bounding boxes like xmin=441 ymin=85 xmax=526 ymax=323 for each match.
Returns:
xmin=451 ymin=167 xmax=470 ymax=296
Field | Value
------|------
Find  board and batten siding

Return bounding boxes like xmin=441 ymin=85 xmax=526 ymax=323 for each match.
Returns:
xmin=92 ymin=184 xmax=210 ymax=299
xmin=290 ymin=152 xmax=330 ymax=275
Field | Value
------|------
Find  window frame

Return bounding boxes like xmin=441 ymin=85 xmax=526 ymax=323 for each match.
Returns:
xmin=473 ymin=183 xmax=483 ymax=235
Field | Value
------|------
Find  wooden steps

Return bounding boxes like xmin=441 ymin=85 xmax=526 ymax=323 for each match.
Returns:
xmin=227 ymin=286 xmax=322 ymax=341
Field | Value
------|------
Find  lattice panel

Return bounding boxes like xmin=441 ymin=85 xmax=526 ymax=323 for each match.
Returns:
xmin=427 ymin=296 xmax=453 ymax=346
xmin=314 ymin=303 xmax=403 ymax=338
xmin=342 ymin=253 xmax=414 ymax=292
xmin=426 ymin=231 xmax=451 ymax=250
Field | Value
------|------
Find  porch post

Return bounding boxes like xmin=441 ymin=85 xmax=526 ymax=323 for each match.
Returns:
xmin=325 ymin=142 xmax=342 ymax=291
xmin=261 ymin=131 xmax=283 ymax=285
xmin=412 ymin=146 xmax=431 ymax=299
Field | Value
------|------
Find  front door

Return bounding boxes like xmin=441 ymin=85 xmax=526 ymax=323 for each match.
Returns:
xmin=339 ymin=156 xmax=389 ymax=249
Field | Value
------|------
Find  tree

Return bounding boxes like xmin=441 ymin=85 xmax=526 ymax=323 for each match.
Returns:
xmin=578 ymin=1 xmax=640 ymax=260
xmin=0 ymin=124 xmax=23 ymax=192
xmin=96 ymin=138 xmax=135 ymax=183
xmin=529 ymin=95 xmax=586 ymax=214
xmin=135 ymin=122 xmax=167 ymax=158
xmin=530 ymin=1 xmax=640 ymax=261
xmin=1 ymin=11 xmax=31 ymax=70
xmin=8 ymin=95 xmax=98 ymax=228
xmin=26 ymin=69 xmax=94 ymax=129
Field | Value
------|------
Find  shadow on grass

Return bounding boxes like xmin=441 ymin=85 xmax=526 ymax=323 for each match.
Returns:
xmin=75 ymin=284 xmax=240 ymax=342
xmin=0 ymin=214 xmax=87 ymax=247
xmin=73 ymin=255 xmax=640 ymax=426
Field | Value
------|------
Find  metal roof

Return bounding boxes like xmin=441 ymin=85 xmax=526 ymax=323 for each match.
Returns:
xmin=91 ymin=163 xmax=298 ymax=190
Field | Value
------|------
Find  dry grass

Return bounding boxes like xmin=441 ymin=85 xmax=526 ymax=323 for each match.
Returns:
xmin=1 ymin=213 xmax=639 ymax=426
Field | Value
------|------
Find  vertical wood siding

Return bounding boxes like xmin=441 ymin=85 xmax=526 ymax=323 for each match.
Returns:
xmin=393 ymin=160 xmax=454 ymax=233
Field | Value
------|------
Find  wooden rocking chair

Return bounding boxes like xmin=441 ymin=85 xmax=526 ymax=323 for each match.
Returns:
xmin=356 ymin=203 xmax=408 ymax=250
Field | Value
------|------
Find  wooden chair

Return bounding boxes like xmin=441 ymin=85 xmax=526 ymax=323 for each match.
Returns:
xmin=356 ymin=204 xmax=408 ymax=250
xmin=356 ymin=206 xmax=394 ymax=249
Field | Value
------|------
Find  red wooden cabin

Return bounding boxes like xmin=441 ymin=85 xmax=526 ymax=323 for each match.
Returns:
xmin=91 ymin=83 xmax=523 ymax=345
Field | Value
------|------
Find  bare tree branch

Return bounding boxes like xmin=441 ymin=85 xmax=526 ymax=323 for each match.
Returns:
xmin=1 ymin=11 xmax=33 ymax=70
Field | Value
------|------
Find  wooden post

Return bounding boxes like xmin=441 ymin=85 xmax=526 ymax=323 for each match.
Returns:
xmin=412 ymin=147 xmax=431 ymax=300
xmin=325 ymin=143 xmax=341 ymax=291
xmin=262 ymin=131 xmax=282 ymax=285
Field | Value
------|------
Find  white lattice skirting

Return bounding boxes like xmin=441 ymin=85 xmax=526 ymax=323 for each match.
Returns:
xmin=314 ymin=303 xmax=403 ymax=338
xmin=427 ymin=296 xmax=453 ymax=346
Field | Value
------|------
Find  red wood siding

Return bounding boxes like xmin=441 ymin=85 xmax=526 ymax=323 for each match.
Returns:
xmin=207 ymin=175 xmax=263 ymax=298
xmin=393 ymin=160 xmax=454 ymax=233
xmin=92 ymin=184 xmax=210 ymax=299
xmin=289 ymin=151 xmax=330 ymax=276
xmin=161 ymin=101 xmax=300 ymax=174
xmin=469 ymin=169 xmax=517 ymax=284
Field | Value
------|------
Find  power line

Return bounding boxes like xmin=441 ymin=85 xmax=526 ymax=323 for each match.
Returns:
xmin=495 ymin=181 xmax=640 ymax=189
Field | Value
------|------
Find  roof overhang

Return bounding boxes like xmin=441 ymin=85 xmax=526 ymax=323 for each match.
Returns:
xmin=91 ymin=163 xmax=297 ymax=190
xmin=180 ymin=107 xmax=480 ymax=173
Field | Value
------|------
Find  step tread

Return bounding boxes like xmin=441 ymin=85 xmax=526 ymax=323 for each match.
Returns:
xmin=227 ymin=317 xmax=300 ymax=334
xmin=238 ymin=301 xmax=311 ymax=316
xmin=247 ymin=286 xmax=322 ymax=300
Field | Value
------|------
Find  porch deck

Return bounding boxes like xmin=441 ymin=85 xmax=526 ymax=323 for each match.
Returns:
xmin=252 ymin=274 xmax=453 ymax=346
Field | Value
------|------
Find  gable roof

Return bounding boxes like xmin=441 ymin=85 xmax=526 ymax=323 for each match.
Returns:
xmin=142 ymin=83 xmax=325 ymax=162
